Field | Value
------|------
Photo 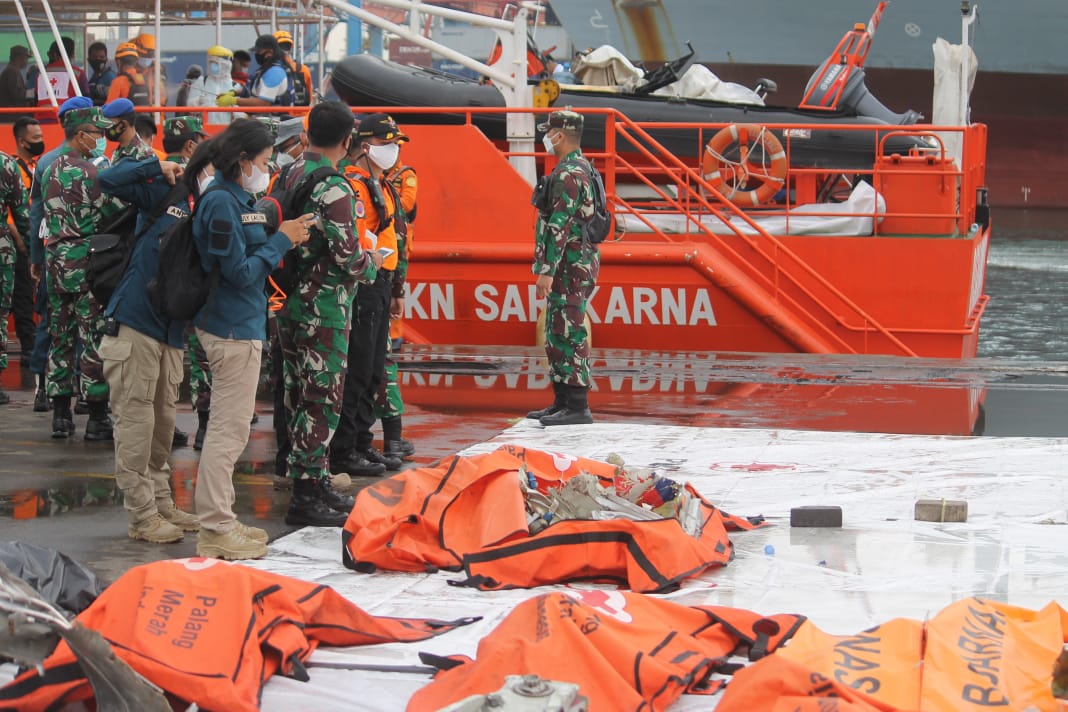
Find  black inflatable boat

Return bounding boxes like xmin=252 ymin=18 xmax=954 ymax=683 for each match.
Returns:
xmin=330 ymin=53 xmax=931 ymax=170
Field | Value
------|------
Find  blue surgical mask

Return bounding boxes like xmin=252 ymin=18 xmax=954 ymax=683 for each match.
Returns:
xmin=137 ymin=58 xmax=152 ymax=69
xmin=93 ymin=136 xmax=107 ymax=157
xmin=208 ymin=61 xmax=221 ymax=76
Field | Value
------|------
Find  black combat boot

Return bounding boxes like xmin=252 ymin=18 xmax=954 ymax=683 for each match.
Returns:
xmin=382 ymin=416 xmax=415 ymax=459
xmin=0 ymin=387 xmax=9 ymax=405
xmin=358 ymin=446 xmax=402 ymax=471
xmin=539 ymin=385 xmax=594 ymax=426
xmin=284 ymin=478 xmax=349 ymax=527
xmin=33 ymin=374 xmax=49 ymax=412
xmin=320 ymin=478 xmax=356 ymax=513
xmin=526 ymin=381 xmax=566 ymax=419
xmin=194 ymin=410 xmax=210 ymax=450
xmin=85 ymin=402 xmax=114 ymax=441
xmin=330 ymin=450 xmax=386 ymax=478
xmin=51 ymin=396 xmax=74 ymax=439
xmin=172 ymin=428 xmax=189 ymax=448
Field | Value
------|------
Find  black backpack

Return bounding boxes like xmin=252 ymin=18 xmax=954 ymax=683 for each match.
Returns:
xmin=257 ymin=164 xmax=340 ymax=295
xmin=533 ymin=157 xmax=613 ymax=244
xmin=292 ymin=61 xmax=310 ymax=106
xmin=147 ymin=186 xmax=226 ymax=321
xmin=87 ymin=183 xmax=189 ymax=306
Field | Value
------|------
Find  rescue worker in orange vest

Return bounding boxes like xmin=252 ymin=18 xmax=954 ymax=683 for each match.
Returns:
xmin=274 ymin=30 xmax=313 ymax=106
xmin=105 ymin=43 xmax=151 ymax=106
xmin=132 ymin=33 xmax=165 ymax=105
xmin=330 ymin=113 xmax=408 ymax=477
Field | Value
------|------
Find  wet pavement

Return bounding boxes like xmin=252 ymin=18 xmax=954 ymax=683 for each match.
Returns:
xmin=2 ymin=343 xmax=1067 ymax=584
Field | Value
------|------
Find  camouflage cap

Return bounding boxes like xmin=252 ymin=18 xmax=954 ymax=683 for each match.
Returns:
xmin=62 ymin=106 xmax=113 ymax=131
xmin=253 ymin=115 xmax=280 ymax=140
xmin=537 ymin=109 xmax=584 ymax=133
xmin=164 ymin=115 xmax=207 ymax=138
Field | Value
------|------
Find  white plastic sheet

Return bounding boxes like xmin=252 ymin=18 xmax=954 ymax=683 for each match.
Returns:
xmin=249 ymin=422 xmax=1067 ymax=710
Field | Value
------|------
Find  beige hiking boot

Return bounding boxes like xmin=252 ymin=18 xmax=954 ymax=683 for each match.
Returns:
xmin=159 ymin=505 xmax=200 ymax=532
xmin=128 ymin=513 xmax=184 ymax=544
xmin=234 ymin=520 xmax=269 ymax=544
xmin=197 ymin=527 xmax=268 ymax=560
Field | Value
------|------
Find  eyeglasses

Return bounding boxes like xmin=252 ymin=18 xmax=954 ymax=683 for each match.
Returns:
xmin=81 ymin=128 xmax=104 ymax=138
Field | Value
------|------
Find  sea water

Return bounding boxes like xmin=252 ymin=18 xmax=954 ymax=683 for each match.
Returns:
xmin=978 ymin=208 xmax=1068 ymax=361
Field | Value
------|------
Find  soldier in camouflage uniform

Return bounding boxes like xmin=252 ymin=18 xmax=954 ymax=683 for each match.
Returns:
xmin=274 ymin=101 xmax=382 ymax=527
xmin=0 ymin=150 xmax=30 ymax=405
xmin=528 ymin=110 xmax=598 ymax=426
xmin=42 ymin=106 xmax=124 ymax=439
xmin=102 ymin=98 xmax=155 ymax=163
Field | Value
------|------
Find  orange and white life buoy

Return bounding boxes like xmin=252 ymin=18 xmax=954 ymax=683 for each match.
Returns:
xmin=701 ymin=124 xmax=788 ymax=206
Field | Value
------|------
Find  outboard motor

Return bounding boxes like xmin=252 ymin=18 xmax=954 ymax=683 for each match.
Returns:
xmin=804 ymin=65 xmax=921 ymax=125
xmin=799 ymin=2 xmax=921 ymax=125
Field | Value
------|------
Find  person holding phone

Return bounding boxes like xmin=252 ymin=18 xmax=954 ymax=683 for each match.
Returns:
xmin=190 ymin=118 xmax=311 ymax=560
xmin=273 ymin=101 xmax=383 ymax=527
xmin=332 ymin=113 xmax=409 ymax=477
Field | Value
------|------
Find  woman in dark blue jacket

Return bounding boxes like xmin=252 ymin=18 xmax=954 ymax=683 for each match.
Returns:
xmin=189 ymin=118 xmax=312 ymax=560
xmin=98 ymin=149 xmax=202 ymax=546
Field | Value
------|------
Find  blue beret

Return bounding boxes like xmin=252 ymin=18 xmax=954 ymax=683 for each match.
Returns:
xmin=102 ymin=98 xmax=136 ymax=118
xmin=57 ymin=96 xmax=93 ymax=116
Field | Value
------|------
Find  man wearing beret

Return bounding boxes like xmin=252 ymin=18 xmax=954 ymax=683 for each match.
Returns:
xmin=41 ymin=106 xmax=123 ymax=440
xmin=528 ymin=109 xmax=599 ymax=426
xmin=103 ymin=98 xmax=155 ymax=163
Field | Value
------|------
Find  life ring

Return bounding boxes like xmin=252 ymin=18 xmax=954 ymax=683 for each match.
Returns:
xmin=701 ymin=124 xmax=788 ymax=206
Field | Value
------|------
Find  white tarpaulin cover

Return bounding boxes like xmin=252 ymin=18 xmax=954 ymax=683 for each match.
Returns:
xmin=932 ymin=37 xmax=978 ymax=168
xmin=618 ymin=181 xmax=886 ymax=237
xmin=240 ymin=422 xmax=1066 ymax=710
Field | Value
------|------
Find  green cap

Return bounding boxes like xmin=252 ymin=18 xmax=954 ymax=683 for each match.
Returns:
xmin=537 ymin=109 xmax=584 ymax=133
xmin=62 ymin=107 xmax=113 ymax=131
xmin=163 ymin=115 xmax=206 ymax=138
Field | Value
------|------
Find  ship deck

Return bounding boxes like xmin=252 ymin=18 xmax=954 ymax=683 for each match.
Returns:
xmin=1 ymin=346 xmax=1067 ymax=707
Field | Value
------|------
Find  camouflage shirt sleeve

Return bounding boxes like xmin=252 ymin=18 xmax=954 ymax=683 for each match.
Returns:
xmin=310 ymin=174 xmax=374 ymax=282
xmin=532 ymin=161 xmax=590 ymax=276
xmin=0 ymin=154 xmax=29 ymax=241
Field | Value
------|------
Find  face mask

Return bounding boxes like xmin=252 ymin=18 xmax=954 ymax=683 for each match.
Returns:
xmin=542 ymin=133 xmax=557 ymax=155
xmin=104 ymin=122 xmax=125 ymax=143
xmin=25 ymin=140 xmax=45 ymax=157
xmin=208 ymin=61 xmax=221 ymax=76
xmin=198 ymin=171 xmax=214 ymax=195
xmin=255 ymin=52 xmax=270 ymax=66
xmin=93 ymin=136 xmax=107 ymax=157
xmin=240 ymin=162 xmax=270 ymax=194
xmin=367 ymin=142 xmax=400 ymax=170
xmin=276 ymin=151 xmax=295 ymax=169
xmin=137 ymin=58 xmax=152 ymax=69
xmin=89 ymin=59 xmax=106 ymax=72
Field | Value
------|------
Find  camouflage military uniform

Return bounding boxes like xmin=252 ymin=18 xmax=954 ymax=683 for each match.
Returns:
xmin=0 ymin=152 xmax=30 ymax=375
xmin=42 ymin=140 xmax=123 ymax=402
xmin=112 ymin=133 xmax=155 ymax=163
xmin=533 ymin=147 xmax=600 ymax=387
xmin=276 ymin=151 xmax=376 ymax=481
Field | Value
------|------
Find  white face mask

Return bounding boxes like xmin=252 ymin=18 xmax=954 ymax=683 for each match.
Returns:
xmin=240 ymin=162 xmax=270 ymax=194
xmin=137 ymin=58 xmax=153 ymax=69
xmin=367 ymin=142 xmax=400 ymax=170
xmin=197 ymin=171 xmax=215 ymax=194
xmin=276 ymin=151 xmax=295 ymax=168
xmin=542 ymin=133 xmax=557 ymax=155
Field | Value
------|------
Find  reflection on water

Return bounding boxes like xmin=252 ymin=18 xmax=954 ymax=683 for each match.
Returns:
xmin=979 ymin=208 xmax=1068 ymax=360
xmin=0 ymin=482 xmax=122 ymax=520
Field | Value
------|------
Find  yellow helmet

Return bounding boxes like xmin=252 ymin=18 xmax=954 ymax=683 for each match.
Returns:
xmin=115 ymin=42 xmax=140 ymax=60
xmin=207 ymin=45 xmax=233 ymax=60
xmin=274 ymin=30 xmax=294 ymax=47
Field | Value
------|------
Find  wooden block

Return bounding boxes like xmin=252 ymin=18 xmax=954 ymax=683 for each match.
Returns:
xmin=914 ymin=499 xmax=968 ymax=523
xmin=790 ymin=506 xmax=842 ymax=528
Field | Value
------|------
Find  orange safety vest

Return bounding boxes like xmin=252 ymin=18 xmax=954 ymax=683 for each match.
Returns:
xmin=716 ymin=597 xmax=1068 ymax=712
xmin=0 ymin=558 xmax=472 ymax=712
xmin=342 ymin=445 xmax=763 ymax=593
xmin=407 ymin=591 xmax=805 ymax=712
xmin=343 ymin=163 xmax=398 ymax=270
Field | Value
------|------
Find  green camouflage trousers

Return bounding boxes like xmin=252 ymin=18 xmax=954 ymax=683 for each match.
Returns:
xmin=277 ymin=316 xmax=349 ymax=481
xmin=0 ymin=235 xmax=13 ymax=372
xmin=46 ymin=285 xmax=108 ymax=401
xmin=374 ymin=334 xmax=405 ymax=420
xmin=185 ymin=325 xmax=212 ymax=412
xmin=544 ymin=254 xmax=599 ymax=387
